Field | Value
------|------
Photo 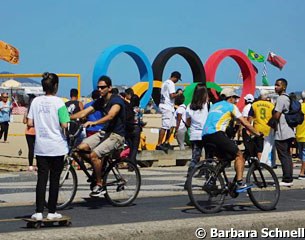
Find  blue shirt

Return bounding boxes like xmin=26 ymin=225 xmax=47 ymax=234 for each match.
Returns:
xmin=84 ymin=101 xmax=104 ymax=132
xmin=202 ymin=100 xmax=242 ymax=135
xmin=0 ymin=101 xmax=11 ymax=122
xmin=93 ymin=95 xmax=126 ymax=136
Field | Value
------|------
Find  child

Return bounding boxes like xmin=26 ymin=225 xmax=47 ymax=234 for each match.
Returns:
xmin=174 ymin=94 xmax=187 ymax=150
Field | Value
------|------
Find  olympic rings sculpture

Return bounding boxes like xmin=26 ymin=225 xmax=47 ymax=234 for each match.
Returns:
xmin=93 ymin=44 xmax=256 ymax=110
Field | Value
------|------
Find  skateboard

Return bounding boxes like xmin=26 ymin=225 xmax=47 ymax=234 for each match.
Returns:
xmin=23 ymin=215 xmax=71 ymax=229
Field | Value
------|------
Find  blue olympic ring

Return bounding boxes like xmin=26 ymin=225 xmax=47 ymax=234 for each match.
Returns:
xmin=92 ymin=44 xmax=153 ymax=108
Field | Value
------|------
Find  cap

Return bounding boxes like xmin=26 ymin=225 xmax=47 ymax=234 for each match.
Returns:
xmin=301 ymin=90 xmax=305 ymax=99
xmin=220 ymin=88 xmax=240 ymax=98
xmin=171 ymin=71 xmax=182 ymax=81
xmin=244 ymin=94 xmax=254 ymax=102
xmin=260 ymin=89 xmax=269 ymax=99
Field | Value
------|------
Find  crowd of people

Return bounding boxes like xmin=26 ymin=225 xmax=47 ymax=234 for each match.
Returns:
xmin=1 ymin=71 xmax=305 ymax=221
xmin=156 ymin=73 xmax=305 ymax=190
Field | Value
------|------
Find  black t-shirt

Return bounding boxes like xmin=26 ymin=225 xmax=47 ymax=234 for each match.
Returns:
xmin=131 ymin=95 xmax=140 ymax=108
xmin=124 ymin=99 xmax=135 ymax=132
xmin=65 ymin=100 xmax=81 ymax=115
xmin=92 ymin=95 xmax=126 ymax=136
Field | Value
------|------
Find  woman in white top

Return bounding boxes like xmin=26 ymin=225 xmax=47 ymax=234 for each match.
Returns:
xmin=28 ymin=72 xmax=70 ymax=221
xmin=174 ymin=94 xmax=187 ymax=150
xmin=184 ymin=84 xmax=209 ymax=188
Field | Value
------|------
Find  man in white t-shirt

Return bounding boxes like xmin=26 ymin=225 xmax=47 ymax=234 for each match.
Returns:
xmin=241 ymin=93 xmax=254 ymax=158
xmin=242 ymin=94 xmax=254 ymax=118
xmin=156 ymin=71 xmax=182 ymax=151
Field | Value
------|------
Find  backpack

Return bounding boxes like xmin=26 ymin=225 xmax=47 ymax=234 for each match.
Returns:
xmin=283 ymin=95 xmax=304 ymax=128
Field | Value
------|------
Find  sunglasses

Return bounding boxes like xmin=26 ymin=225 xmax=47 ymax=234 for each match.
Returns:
xmin=2 ymin=97 xmax=8 ymax=98
xmin=97 ymin=85 xmax=108 ymax=90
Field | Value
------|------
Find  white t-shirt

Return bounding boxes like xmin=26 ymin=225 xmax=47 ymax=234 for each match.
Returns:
xmin=28 ymin=95 xmax=70 ymax=156
xmin=159 ymin=79 xmax=175 ymax=110
xmin=242 ymin=103 xmax=252 ymax=117
xmin=175 ymin=104 xmax=187 ymax=131
xmin=186 ymin=103 xmax=209 ymax=141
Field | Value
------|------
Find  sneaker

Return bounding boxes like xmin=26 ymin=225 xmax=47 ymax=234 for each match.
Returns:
xmin=279 ymin=181 xmax=293 ymax=187
xmin=156 ymin=145 xmax=166 ymax=150
xmin=155 ymin=144 xmax=168 ymax=153
xmin=31 ymin=212 xmax=43 ymax=221
xmin=235 ymin=182 xmax=252 ymax=193
xmin=298 ymin=175 xmax=305 ymax=180
xmin=163 ymin=143 xmax=174 ymax=150
xmin=47 ymin=212 xmax=62 ymax=220
xmin=89 ymin=185 xmax=106 ymax=197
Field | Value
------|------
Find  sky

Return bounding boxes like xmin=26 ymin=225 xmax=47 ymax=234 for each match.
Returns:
xmin=1 ymin=0 xmax=305 ymax=97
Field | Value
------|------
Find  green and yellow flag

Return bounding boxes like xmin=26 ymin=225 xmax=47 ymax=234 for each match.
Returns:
xmin=247 ymin=49 xmax=265 ymax=63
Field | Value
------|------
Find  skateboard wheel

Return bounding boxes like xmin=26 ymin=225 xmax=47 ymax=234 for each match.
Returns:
xmin=59 ymin=220 xmax=67 ymax=226
xmin=26 ymin=222 xmax=34 ymax=228
xmin=34 ymin=222 xmax=41 ymax=229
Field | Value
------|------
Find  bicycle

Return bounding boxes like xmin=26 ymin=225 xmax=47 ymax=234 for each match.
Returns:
xmin=187 ymin=135 xmax=280 ymax=213
xmin=46 ymin=121 xmax=141 ymax=210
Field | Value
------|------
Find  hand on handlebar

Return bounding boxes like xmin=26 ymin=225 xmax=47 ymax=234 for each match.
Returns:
xmin=83 ymin=121 xmax=95 ymax=128
xmin=256 ymin=132 xmax=264 ymax=138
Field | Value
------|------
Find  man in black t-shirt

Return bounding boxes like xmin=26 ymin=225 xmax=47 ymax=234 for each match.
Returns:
xmin=70 ymin=76 xmax=126 ymax=197
xmin=66 ymin=88 xmax=85 ymax=145
xmin=65 ymin=88 xmax=83 ymax=115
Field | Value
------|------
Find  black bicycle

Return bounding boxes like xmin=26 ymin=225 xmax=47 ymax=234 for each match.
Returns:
xmin=187 ymin=136 xmax=280 ymax=213
xmin=46 ymin=121 xmax=141 ymax=209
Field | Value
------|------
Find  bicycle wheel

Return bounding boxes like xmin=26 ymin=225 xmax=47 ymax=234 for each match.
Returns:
xmin=104 ymin=159 xmax=141 ymax=207
xmin=45 ymin=162 xmax=78 ymax=210
xmin=246 ymin=163 xmax=280 ymax=211
xmin=187 ymin=162 xmax=225 ymax=213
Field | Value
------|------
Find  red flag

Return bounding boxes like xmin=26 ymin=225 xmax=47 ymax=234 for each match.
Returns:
xmin=267 ymin=51 xmax=286 ymax=70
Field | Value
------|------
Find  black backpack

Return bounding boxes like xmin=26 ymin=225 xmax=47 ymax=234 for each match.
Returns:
xmin=283 ymin=95 xmax=304 ymax=128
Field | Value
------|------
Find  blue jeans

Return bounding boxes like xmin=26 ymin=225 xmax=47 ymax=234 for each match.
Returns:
xmin=188 ymin=140 xmax=204 ymax=170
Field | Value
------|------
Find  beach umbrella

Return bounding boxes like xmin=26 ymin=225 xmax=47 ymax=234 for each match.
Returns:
xmin=1 ymin=79 xmax=21 ymax=88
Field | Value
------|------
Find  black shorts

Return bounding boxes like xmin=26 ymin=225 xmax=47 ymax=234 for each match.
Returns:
xmin=254 ymin=136 xmax=264 ymax=153
xmin=202 ymin=131 xmax=239 ymax=161
xmin=242 ymin=128 xmax=264 ymax=154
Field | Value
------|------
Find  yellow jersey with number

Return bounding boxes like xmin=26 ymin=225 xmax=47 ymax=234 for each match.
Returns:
xmin=250 ymin=100 xmax=274 ymax=136
xmin=296 ymin=103 xmax=305 ymax=142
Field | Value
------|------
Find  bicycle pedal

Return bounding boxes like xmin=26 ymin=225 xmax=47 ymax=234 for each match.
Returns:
xmin=235 ymin=184 xmax=253 ymax=193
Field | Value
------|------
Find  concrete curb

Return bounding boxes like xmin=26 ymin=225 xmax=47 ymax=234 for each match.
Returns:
xmin=1 ymin=210 xmax=305 ymax=240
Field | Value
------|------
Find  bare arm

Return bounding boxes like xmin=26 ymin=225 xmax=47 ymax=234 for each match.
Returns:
xmin=175 ymin=113 xmax=182 ymax=132
xmin=186 ymin=117 xmax=191 ymax=128
xmin=273 ymin=111 xmax=281 ymax=120
xmin=79 ymin=101 xmax=84 ymax=111
xmin=23 ymin=113 xmax=28 ymax=124
xmin=169 ymin=92 xmax=180 ymax=100
xmin=70 ymin=106 xmax=94 ymax=120
xmin=27 ymin=118 xmax=34 ymax=127
xmin=238 ymin=116 xmax=261 ymax=136
xmin=83 ymin=104 xmax=121 ymax=127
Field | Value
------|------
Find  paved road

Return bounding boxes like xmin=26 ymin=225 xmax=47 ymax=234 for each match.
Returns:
xmin=1 ymin=188 xmax=305 ymax=233
xmin=0 ymin=165 xmax=305 ymax=235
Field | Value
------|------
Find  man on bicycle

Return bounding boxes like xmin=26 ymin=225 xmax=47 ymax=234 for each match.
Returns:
xmin=70 ymin=75 xmax=126 ymax=197
xmin=202 ymin=88 xmax=262 ymax=192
